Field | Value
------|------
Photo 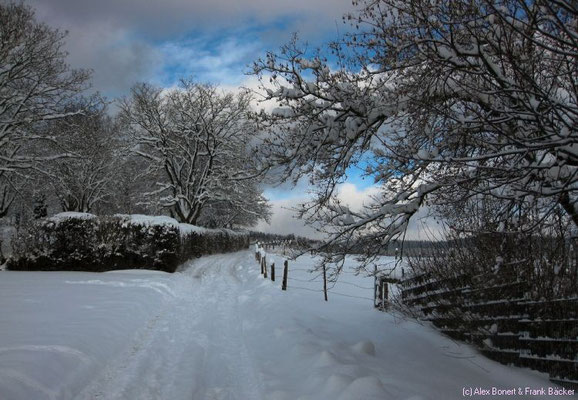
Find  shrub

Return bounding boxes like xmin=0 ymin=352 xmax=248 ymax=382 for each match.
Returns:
xmin=8 ymin=213 xmax=249 ymax=272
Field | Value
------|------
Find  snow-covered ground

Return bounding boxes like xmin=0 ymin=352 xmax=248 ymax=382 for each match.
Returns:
xmin=0 ymin=249 xmax=560 ymax=400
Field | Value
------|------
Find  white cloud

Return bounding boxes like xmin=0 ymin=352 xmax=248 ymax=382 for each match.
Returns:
xmin=159 ymin=37 xmax=262 ymax=86
xmin=256 ymin=181 xmax=445 ymax=241
xmin=336 ymin=182 xmax=445 ymax=240
xmin=254 ymin=197 xmax=320 ymax=239
xmin=334 ymin=182 xmax=380 ymax=211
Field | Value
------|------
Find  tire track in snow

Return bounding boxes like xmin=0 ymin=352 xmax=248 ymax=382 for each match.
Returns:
xmin=74 ymin=251 xmax=263 ymax=400
xmin=184 ymin=254 xmax=263 ymax=400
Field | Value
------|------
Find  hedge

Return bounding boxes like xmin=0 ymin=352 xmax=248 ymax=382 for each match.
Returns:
xmin=8 ymin=213 xmax=249 ymax=272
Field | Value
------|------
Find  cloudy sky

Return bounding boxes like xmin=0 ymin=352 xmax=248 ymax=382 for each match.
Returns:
xmin=28 ymin=0 xmax=354 ymax=96
xmin=27 ymin=0 xmax=437 ymax=239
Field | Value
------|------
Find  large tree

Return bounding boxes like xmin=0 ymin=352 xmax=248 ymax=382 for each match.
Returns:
xmin=120 ymin=80 xmax=269 ymax=226
xmin=253 ymin=0 xmax=577 ymax=270
xmin=196 ymin=176 xmax=271 ymax=229
xmin=0 ymin=2 xmax=90 ymax=217
xmin=45 ymin=100 xmax=119 ymax=213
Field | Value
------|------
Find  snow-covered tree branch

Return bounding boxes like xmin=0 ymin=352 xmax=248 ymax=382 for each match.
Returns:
xmin=252 ymin=0 xmax=578 ymax=270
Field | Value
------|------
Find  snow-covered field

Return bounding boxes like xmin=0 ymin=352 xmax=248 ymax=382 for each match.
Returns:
xmin=0 ymin=249 xmax=558 ymax=400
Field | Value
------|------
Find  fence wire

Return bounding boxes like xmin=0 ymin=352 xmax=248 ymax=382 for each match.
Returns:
xmin=289 ymin=285 xmax=374 ymax=301
xmin=288 ymin=276 xmax=373 ymax=290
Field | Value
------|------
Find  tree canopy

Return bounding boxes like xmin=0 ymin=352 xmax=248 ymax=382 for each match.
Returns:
xmin=252 ymin=0 xmax=577 ymax=269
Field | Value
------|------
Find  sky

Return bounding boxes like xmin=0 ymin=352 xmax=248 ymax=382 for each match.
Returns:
xmin=26 ymin=0 xmax=438 ymax=240
xmin=28 ymin=0 xmax=354 ymax=97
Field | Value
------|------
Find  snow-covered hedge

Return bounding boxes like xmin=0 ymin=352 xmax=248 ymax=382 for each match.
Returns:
xmin=8 ymin=213 xmax=249 ymax=272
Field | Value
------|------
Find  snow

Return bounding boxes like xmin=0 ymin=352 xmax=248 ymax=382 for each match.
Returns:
xmin=0 ymin=249 xmax=557 ymax=400
xmin=115 ymin=214 xmax=209 ymax=236
xmin=47 ymin=213 xmax=213 ymax=236
xmin=46 ymin=213 xmax=246 ymax=241
xmin=271 ymin=107 xmax=296 ymax=118
xmin=48 ymin=212 xmax=97 ymax=222
xmin=297 ymin=59 xmax=321 ymax=69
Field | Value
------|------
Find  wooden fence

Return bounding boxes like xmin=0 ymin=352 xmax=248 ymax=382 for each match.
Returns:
xmin=401 ymin=266 xmax=578 ymax=390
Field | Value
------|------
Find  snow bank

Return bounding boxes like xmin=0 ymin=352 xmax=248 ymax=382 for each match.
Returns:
xmin=243 ymin=251 xmax=556 ymax=400
xmin=116 ymin=214 xmax=246 ymax=238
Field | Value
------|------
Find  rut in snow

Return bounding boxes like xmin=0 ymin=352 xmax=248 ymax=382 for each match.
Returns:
xmin=74 ymin=252 xmax=264 ymax=400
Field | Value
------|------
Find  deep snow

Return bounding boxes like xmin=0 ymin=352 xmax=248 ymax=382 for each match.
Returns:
xmin=0 ymin=249 xmax=562 ymax=400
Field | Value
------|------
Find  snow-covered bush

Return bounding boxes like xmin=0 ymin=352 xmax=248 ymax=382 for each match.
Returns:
xmin=180 ymin=229 xmax=249 ymax=260
xmin=8 ymin=213 xmax=249 ymax=272
xmin=97 ymin=215 xmax=181 ymax=272
xmin=10 ymin=213 xmax=99 ymax=271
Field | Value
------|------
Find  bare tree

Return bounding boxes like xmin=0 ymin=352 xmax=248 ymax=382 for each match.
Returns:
xmin=45 ymin=100 xmax=119 ymax=213
xmin=120 ymin=80 xmax=269 ymax=225
xmin=252 ymin=0 xmax=577 ymax=271
xmin=197 ymin=178 xmax=271 ymax=229
xmin=0 ymin=2 xmax=90 ymax=217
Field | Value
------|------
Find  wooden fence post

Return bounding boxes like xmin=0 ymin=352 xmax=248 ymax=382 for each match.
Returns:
xmin=263 ymin=256 xmax=268 ymax=278
xmin=380 ymin=280 xmax=388 ymax=311
xmin=271 ymin=262 xmax=275 ymax=281
xmin=323 ymin=263 xmax=328 ymax=301
xmin=282 ymin=260 xmax=288 ymax=290
xmin=374 ymin=265 xmax=378 ymax=308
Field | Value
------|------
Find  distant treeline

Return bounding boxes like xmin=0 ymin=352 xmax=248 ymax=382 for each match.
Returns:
xmin=247 ymin=231 xmax=454 ymax=257
xmin=247 ymin=231 xmax=321 ymax=248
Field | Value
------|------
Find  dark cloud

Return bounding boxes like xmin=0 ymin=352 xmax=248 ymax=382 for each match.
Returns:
xmin=26 ymin=0 xmax=356 ymax=95
xmin=64 ymin=23 xmax=161 ymax=96
xmin=30 ymin=0 xmax=353 ymax=39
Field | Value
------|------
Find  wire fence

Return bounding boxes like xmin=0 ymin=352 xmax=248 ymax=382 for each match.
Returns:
xmin=254 ymin=242 xmax=379 ymax=303
xmin=288 ymin=285 xmax=375 ymax=301
xmin=287 ymin=276 xmax=373 ymax=290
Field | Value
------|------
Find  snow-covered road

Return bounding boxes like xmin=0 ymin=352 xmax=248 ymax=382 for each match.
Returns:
xmin=75 ymin=252 xmax=263 ymax=400
xmin=0 ymin=250 xmax=561 ymax=400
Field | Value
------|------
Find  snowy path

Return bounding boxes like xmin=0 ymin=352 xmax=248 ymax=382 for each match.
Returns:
xmin=0 ymin=249 xmax=561 ymax=400
xmin=74 ymin=252 xmax=264 ymax=400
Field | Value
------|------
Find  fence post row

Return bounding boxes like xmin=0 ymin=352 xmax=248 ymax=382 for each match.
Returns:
xmin=256 ymin=242 xmax=289 ymax=291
